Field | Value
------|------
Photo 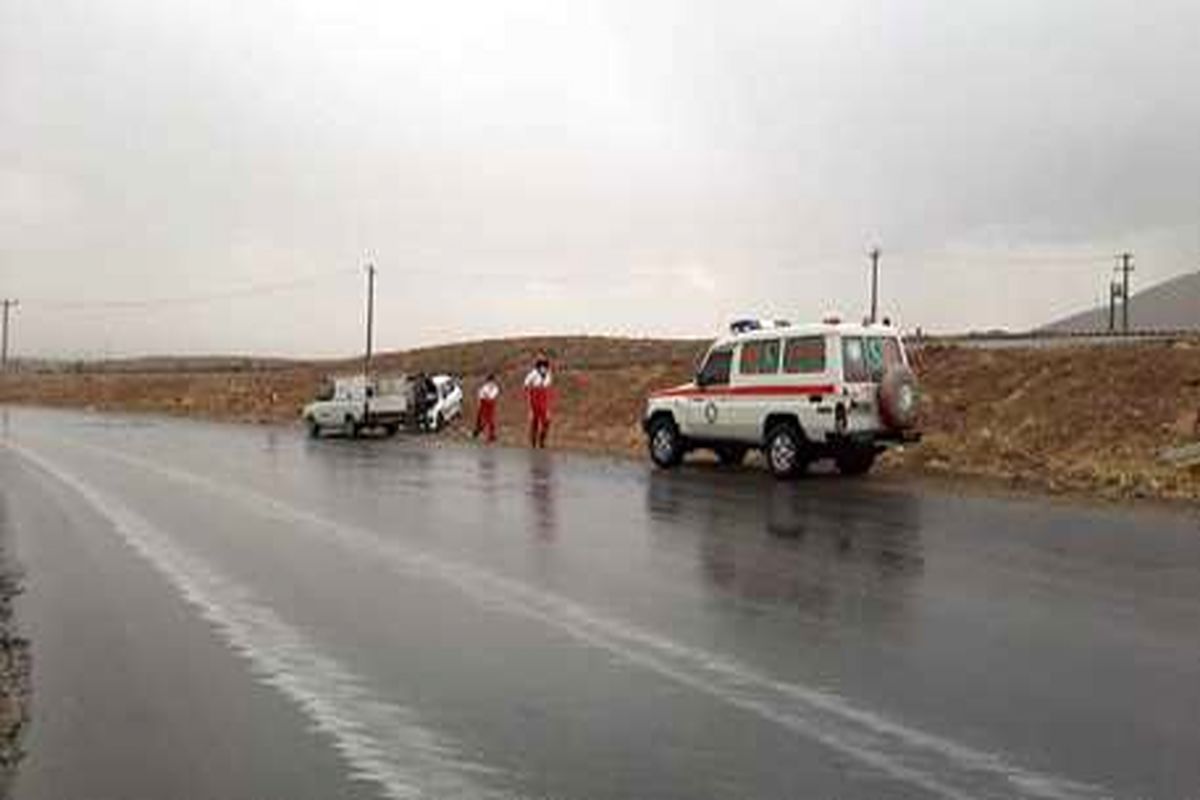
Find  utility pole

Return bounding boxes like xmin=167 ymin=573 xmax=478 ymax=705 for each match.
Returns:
xmin=868 ymin=247 xmax=881 ymax=324
xmin=1108 ymin=281 xmax=1121 ymax=333
xmin=1117 ymin=252 xmax=1134 ymax=334
xmin=1 ymin=299 xmax=17 ymax=372
xmin=363 ymin=263 xmax=376 ymax=378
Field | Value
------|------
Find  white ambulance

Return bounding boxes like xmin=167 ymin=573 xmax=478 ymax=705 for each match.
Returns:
xmin=642 ymin=319 xmax=920 ymax=478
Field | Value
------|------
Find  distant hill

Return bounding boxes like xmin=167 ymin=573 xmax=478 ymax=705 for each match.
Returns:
xmin=1043 ymin=271 xmax=1200 ymax=332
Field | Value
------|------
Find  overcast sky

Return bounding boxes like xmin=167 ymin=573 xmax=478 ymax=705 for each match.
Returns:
xmin=2 ymin=0 xmax=1199 ymax=357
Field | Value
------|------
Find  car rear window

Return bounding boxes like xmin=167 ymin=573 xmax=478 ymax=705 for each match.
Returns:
xmin=739 ymin=339 xmax=781 ymax=375
xmin=783 ymin=336 xmax=826 ymax=374
xmin=843 ymin=336 xmax=904 ymax=382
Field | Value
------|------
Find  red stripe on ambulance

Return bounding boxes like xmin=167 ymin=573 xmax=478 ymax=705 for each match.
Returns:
xmin=651 ymin=384 xmax=836 ymax=399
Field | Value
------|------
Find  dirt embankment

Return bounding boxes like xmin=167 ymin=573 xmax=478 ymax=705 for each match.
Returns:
xmin=4 ymin=336 xmax=1200 ymax=502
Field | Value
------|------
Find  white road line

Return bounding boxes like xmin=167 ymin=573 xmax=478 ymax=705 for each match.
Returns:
xmin=9 ymin=442 xmax=509 ymax=800
xmin=19 ymin=435 xmax=1111 ymax=800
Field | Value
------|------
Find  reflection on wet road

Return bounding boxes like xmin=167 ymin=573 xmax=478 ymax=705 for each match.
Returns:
xmin=1 ymin=407 xmax=1198 ymax=800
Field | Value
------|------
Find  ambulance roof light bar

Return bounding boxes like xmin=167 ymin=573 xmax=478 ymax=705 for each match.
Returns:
xmin=729 ymin=319 xmax=760 ymax=334
xmin=730 ymin=318 xmax=793 ymax=335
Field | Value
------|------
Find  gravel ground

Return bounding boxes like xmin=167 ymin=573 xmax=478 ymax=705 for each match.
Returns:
xmin=0 ymin=502 xmax=30 ymax=798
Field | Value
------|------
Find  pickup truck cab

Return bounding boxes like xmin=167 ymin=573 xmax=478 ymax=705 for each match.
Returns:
xmin=643 ymin=319 xmax=920 ymax=478
xmin=303 ymin=374 xmax=410 ymax=438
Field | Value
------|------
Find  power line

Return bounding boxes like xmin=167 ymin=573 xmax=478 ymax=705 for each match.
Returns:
xmin=14 ymin=252 xmax=1118 ymax=313
xmin=895 ymin=252 xmax=1115 ymax=269
xmin=2 ymin=245 xmax=1157 ymax=333
xmin=22 ymin=268 xmax=359 ymax=313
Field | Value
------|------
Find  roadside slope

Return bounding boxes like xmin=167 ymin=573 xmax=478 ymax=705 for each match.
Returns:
xmin=900 ymin=342 xmax=1200 ymax=499
xmin=3 ymin=336 xmax=1200 ymax=501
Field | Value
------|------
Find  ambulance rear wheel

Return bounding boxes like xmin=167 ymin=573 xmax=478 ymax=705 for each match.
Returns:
xmin=765 ymin=422 xmax=806 ymax=479
xmin=648 ymin=417 xmax=684 ymax=468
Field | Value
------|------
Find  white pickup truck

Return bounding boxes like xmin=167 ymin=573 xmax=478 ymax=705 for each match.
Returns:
xmin=303 ymin=374 xmax=410 ymax=438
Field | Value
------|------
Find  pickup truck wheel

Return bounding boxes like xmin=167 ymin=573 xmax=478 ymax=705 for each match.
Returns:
xmin=345 ymin=416 xmax=360 ymax=438
xmin=306 ymin=417 xmax=321 ymax=439
xmin=715 ymin=444 xmax=748 ymax=466
xmin=647 ymin=417 xmax=684 ymax=468
xmin=835 ymin=446 xmax=876 ymax=476
xmin=383 ymin=423 xmax=399 ymax=437
xmin=764 ymin=423 xmax=806 ymax=479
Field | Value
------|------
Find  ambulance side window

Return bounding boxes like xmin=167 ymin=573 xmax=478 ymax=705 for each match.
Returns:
xmin=738 ymin=339 xmax=781 ymax=375
xmin=697 ymin=348 xmax=733 ymax=386
xmin=783 ymin=336 xmax=826 ymax=374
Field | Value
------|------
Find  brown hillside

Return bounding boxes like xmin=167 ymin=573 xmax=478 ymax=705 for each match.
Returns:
xmin=4 ymin=336 xmax=1200 ymax=501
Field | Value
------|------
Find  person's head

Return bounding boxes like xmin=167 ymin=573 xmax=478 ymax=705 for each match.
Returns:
xmin=485 ymin=372 xmax=496 ymax=383
xmin=535 ymin=355 xmax=550 ymax=374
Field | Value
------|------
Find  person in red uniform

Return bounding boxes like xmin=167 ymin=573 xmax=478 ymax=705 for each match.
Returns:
xmin=523 ymin=355 xmax=553 ymax=448
xmin=473 ymin=373 xmax=500 ymax=443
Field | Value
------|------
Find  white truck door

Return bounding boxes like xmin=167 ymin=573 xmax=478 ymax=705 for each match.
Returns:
xmin=727 ymin=338 xmax=782 ymax=442
xmin=684 ymin=346 xmax=735 ymax=439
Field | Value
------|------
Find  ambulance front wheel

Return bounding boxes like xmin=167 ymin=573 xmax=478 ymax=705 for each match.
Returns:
xmin=648 ymin=416 xmax=685 ymax=469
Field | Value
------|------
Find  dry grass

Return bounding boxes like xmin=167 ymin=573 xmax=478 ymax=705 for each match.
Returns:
xmin=892 ymin=341 xmax=1200 ymax=499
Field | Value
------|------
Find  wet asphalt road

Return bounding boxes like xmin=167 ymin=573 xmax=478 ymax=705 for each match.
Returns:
xmin=1 ymin=407 xmax=1198 ymax=800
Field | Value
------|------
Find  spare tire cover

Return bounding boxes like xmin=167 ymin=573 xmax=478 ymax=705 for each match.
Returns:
xmin=878 ymin=366 xmax=919 ymax=430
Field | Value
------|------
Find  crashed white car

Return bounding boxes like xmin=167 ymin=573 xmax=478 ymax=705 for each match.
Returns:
xmin=643 ymin=319 xmax=920 ymax=478
xmin=424 ymin=375 xmax=463 ymax=431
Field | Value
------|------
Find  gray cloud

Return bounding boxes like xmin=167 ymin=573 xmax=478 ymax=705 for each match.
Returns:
xmin=2 ymin=0 xmax=1198 ymax=357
